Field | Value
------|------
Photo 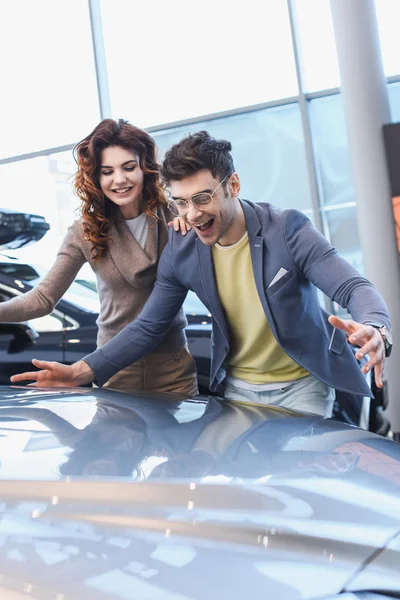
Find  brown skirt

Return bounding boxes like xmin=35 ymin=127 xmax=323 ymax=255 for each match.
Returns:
xmin=102 ymin=345 xmax=198 ymax=396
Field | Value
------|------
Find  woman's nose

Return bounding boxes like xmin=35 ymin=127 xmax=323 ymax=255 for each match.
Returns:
xmin=113 ymin=169 xmax=128 ymax=184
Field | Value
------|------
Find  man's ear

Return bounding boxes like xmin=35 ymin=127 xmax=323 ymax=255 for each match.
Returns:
xmin=228 ymin=172 xmax=241 ymax=198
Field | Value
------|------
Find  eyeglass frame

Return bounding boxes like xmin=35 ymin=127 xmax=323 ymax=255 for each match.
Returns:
xmin=167 ymin=173 xmax=231 ymax=216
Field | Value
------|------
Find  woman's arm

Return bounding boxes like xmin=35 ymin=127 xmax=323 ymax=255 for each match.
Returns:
xmin=0 ymin=221 xmax=86 ymax=321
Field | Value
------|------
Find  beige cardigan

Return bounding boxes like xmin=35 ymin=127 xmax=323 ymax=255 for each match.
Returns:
xmin=0 ymin=207 xmax=187 ymax=350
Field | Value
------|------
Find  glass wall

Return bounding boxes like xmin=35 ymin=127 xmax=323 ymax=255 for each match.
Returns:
xmin=307 ymin=94 xmax=362 ymax=272
xmin=0 ymin=0 xmax=399 ymax=296
xmin=0 ymin=151 xmax=79 ymax=265
xmin=292 ymin=0 xmax=341 ymax=93
xmin=293 ymin=0 xmax=400 ymax=93
xmin=0 ymin=0 xmax=100 ymax=159
xmin=154 ymin=103 xmax=313 ymax=213
xmin=375 ymin=0 xmax=400 ymax=77
xmin=100 ymin=0 xmax=299 ymax=127
xmin=307 ymin=81 xmax=400 ymax=275
xmin=388 ymin=82 xmax=400 ymax=121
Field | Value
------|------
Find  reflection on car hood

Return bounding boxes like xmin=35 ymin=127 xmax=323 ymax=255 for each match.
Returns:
xmin=0 ymin=385 xmax=399 ymax=600
xmin=345 ymin=529 xmax=400 ymax=595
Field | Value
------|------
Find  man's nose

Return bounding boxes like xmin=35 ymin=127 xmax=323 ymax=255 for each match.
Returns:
xmin=187 ymin=202 xmax=203 ymax=223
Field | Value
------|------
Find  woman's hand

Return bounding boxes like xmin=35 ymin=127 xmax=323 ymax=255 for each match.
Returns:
xmin=168 ymin=217 xmax=192 ymax=236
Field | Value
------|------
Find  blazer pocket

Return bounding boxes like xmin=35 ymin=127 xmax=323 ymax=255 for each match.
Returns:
xmin=266 ymin=270 xmax=293 ymax=296
xmin=329 ymin=327 xmax=346 ymax=355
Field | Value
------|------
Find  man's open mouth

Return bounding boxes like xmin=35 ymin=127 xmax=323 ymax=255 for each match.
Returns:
xmin=193 ymin=218 xmax=214 ymax=232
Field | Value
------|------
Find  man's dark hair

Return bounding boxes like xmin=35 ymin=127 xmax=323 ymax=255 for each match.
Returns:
xmin=161 ymin=130 xmax=235 ymax=184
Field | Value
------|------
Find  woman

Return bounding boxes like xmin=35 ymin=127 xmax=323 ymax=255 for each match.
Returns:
xmin=0 ymin=119 xmax=197 ymax=395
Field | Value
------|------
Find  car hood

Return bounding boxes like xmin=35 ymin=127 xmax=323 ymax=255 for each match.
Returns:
xmin=0 ymin=479 xmax=399 ymax=600
xmin=345 ymin=529 xmax=400 ymax=596
xmin=0 ymin=386 xmax=399 ymax=599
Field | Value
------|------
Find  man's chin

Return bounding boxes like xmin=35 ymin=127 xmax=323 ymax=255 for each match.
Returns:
xmin=192 ymin=225 xmax=220 ymax=246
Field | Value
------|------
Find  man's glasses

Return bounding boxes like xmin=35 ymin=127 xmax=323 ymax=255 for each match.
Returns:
xmin=167 ymin=174 xmax=230 ymax=217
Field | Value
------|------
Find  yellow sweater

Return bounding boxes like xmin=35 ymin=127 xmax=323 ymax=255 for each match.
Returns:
xmin=212 ymin=232 xmax=309 ymax=384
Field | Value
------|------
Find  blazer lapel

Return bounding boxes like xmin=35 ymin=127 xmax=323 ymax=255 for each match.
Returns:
xmin=196 ymin=239 xmax=229 ymax=344
xmin=108 ymin=212 xmax=160 ymax=289
xmin=241 ymin=200 xmax=279 ymax=340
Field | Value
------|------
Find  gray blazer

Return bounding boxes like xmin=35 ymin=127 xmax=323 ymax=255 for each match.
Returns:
xmin=85 ymin=200 xmax=391 ymax=397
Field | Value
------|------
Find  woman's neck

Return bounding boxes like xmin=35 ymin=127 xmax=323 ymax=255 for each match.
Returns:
xmin=119 ymin=200 xmax=144 ymax=220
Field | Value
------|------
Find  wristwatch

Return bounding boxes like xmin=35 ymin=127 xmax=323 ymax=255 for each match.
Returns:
xmin=364 ymin=323 xmax=393 ymax=357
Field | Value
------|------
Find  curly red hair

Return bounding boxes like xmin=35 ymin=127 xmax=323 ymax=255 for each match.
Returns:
xmin=73 ymin=118 xmax=167 ymax=261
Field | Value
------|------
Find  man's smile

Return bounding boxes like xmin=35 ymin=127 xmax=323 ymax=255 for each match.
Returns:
xmin=191 ymin=218 xmax=214 ymax=232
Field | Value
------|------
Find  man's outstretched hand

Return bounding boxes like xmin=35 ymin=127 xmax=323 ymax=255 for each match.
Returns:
xmin=328 ymin=315 xmax=385 ymax=388
xmin=10 ymin=359 xmax=95 ymax=387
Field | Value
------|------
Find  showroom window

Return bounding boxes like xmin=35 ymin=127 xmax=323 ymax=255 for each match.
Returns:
xmin=388 ymin=82 xmax=400 ymax=122
xmin=100 ymin=0 xmax=299 ymax=127
xmin=0 ymin=0 xmax=399 ymax=291
xmin=0 ymin=151 xmax=79 ymax=265
xmin=375 ymin=0 xmax=400 ymax=77
xmin=293 ymin=0 xmax=400 ymax=94
xmin=154 ymin=103 xmax=313 ymax=214
xmin=0 ymin=0 xmax=100 ymax=159
xmin=309 ymin=81 xmax=400 ymax=275
xmin=292 ymin=0 xmax=341 ymax=93
xmin=309 ymin=94 xmax=363 ymax=272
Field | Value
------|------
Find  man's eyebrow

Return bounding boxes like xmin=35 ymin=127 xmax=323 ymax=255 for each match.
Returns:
xmin=101 ymin=159 xmax=138 ymax=168
xmin=171 ymin=188 xmax=212 ymax=200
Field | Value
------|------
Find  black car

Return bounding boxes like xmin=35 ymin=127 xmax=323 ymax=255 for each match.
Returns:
xmin=0 ymin=208 xmax=50 ymax=250
xmin=0 ymin=254 xmax=213 ymax=391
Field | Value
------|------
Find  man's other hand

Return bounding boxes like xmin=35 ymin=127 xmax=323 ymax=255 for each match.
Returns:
xmin=328 ymin=315 xmax=385 ymax=388
xmin=10 ymin=359 xmax=95 ymax=387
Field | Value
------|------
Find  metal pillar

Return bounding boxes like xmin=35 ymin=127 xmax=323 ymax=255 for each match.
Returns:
xmin=88 ymin=0 xmax=112 ymax=119
xmin=330 ymin=0 xmax=400 ymax=432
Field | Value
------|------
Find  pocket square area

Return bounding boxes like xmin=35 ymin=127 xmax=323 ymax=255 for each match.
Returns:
xmin=268 ymin=267 xmax=289 ymax=288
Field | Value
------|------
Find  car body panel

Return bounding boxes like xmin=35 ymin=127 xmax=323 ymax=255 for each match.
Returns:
xmin=0 ymin=326 xmax=64 ymax=379
xmin=346 ymin=530 xmax=400 ymax=595
xmin=0 ymin=387 xmax=399 ymax=599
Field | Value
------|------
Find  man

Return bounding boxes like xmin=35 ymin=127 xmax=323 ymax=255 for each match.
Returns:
xmin=12 ymin=132 xmax=392 ymax=418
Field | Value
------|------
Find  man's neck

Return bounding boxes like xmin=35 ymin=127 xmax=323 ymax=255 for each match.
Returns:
xmin=218 ymin=201 xmax=247 ymax=247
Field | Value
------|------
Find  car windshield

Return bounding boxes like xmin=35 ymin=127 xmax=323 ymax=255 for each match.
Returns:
xmin=0 ymin=260 xmax=101 ymax=313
